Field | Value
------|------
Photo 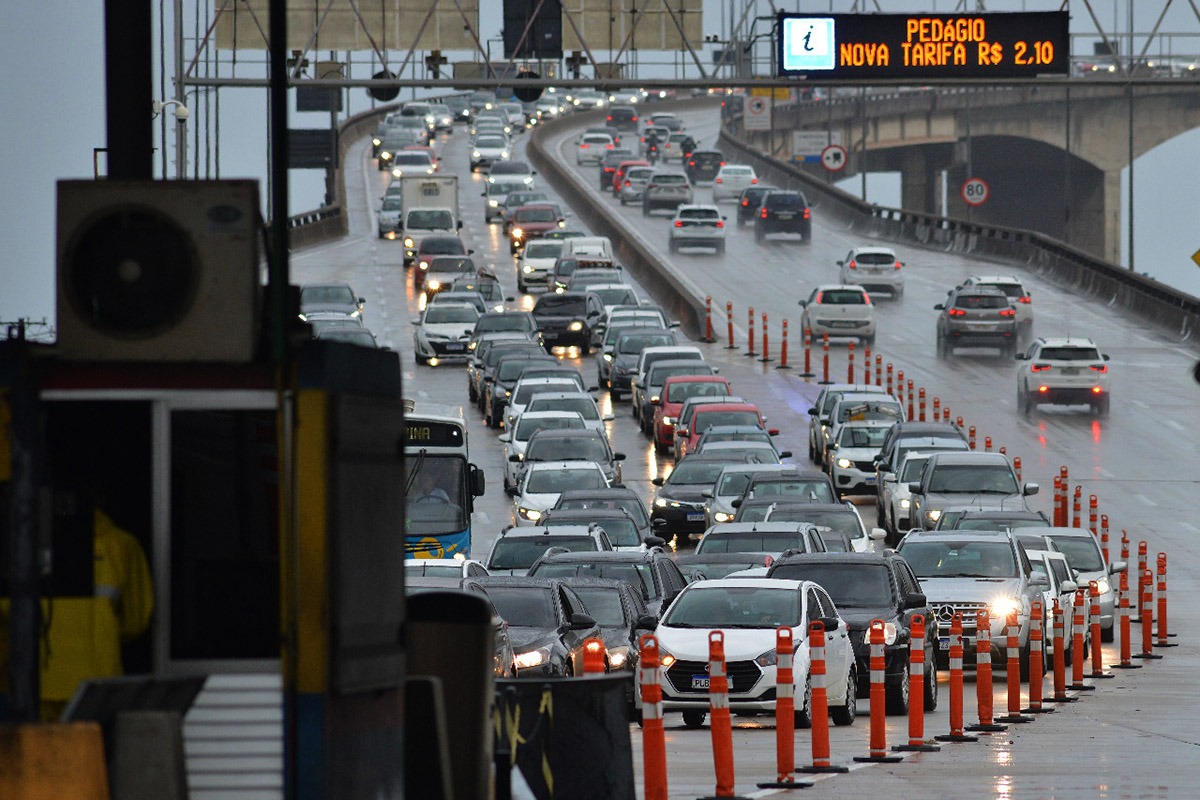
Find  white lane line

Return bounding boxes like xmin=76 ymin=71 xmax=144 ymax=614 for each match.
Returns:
xmin=1181 ymin=522 xmax=1199 ymax=534
xmin=1135 ymin=494 xmax=1157 ymax=507
xmin=1165 ymin=420 xmax=1185 ymax=432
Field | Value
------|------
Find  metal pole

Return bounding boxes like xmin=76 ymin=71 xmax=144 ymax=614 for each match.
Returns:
xmin=1063 ymin=84 xmax=1071 ymax=244
xmin=174 ymin=0 xmax=186 ymax=178
xmin=269 ymin=0 xmax=290 ymax=362
xmin=1127 ymin=83 xmax=1134 ymax=270
xmin=860 ymin=86 xmax=867 ymax=200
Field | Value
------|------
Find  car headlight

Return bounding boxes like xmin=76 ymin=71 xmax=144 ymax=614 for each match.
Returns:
xmin=1094 ymin=578 xmax=1112 ymax=595
xmin=603 ymin=353 xmax=614 ymax=362
xmin=662 ymin=416 xmax=675 ymax=427
xmin=514 ymin=648 xmax=550 ymax=669
xmin=467 ymin=341 xmax=479 ymax=351
xmin=609 ymin=647 xmax=630 ymax=669
xmin=500 ymin=151 xmax=510 ymax=159
xmin=899 ymin=498 xmax=911 ymax=509
xmin=713 ymin=511 xmax=733 ymax=523
xmin=654 ymin=497 xmax=668 ymax=508
xmin=489 ymin=200 xmax=499 ymax=207
xmin=882 ymin=622 xmax=898 ymax=645
xmin=659 ymin=651 xmax=676 ymax=668
xmin=472 ymin=150 xmax=481 ymax=158
xmin=522 ymin=264 xmax=535 ymax=273
xmin=418 ymin=261 xmax=430 ymax=272
xmin=380 ymin=150 xmax=392 ymax=159
xmin=990 ymin=595 xmax=1021 ymax=620
xmin=754 ymin=649 xmax=778 ymax=668
xmin=426 ymin=279 xmax=441 ymax=291
xmin=568 ymin=321 xmax=584 ymax=332
xmin=517 ymin=506 xmax=543 ymax=522
xmin=403 ymin=237 xmax=415 ymax=248
xmin=523 ymin=176 xmax=534 ymax=185
xmin=649 ymin=395 xmax=660 ymax=404
xmin=925 ymin=508 xmax=942 ymax=522
xmin=349 ymin=309 xmax=361 ymax=318
xmin=512 ymin=228 xmax=524 ymax=239
xmin=836 ymin=458 xmax=852 ymax=469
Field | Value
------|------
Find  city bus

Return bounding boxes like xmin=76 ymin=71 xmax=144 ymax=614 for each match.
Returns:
xmin=402 ymin=398 xmax=486 ymax=558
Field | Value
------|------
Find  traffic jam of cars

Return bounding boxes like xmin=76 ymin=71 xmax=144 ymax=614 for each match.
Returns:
xmin=328 ymin=87 xmax=1176 ymax=794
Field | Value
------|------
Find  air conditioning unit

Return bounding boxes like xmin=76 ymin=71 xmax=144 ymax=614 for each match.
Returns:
xmin=55 ymin=179 xmax=262 ymax=362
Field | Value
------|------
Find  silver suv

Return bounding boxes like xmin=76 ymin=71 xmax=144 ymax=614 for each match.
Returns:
xmin=896 ymin=529 xmax=1049 ymax=678
xmin=642 ymin=170 xmax=694 ymax=216
xmin=934 ymin=286 xmax=1018 ymax=358
xmin=907 ymin=451 xmax=1039 ymax=531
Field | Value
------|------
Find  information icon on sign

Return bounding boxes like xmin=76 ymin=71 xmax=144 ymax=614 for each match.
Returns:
xmin=962 ymin=177 xmax=989 ymax=206
xmin=821 ymin=144 xmax=847 ymax=172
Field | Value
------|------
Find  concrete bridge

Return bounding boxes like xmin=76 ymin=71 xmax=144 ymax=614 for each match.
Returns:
xmin=742 ymin=84 xmax=1200 ymax=263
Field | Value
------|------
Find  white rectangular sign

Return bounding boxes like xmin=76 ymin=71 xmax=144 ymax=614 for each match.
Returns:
xmin=792 ymin=131 xmax=842 ymax=156
xmin=743 ymin=96 xmax=771 ymax=131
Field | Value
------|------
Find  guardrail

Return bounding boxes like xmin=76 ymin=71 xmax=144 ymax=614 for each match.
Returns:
xmin=718 ymin=113 xmax=1200 ymax=341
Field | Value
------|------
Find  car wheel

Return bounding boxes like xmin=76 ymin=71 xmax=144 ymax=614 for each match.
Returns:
xmin=1094 ymin=396 xmax=1111 ymax=418
xmin=831 ymin=664 xmax=858 ymax=726
xmin=611 ymin=389 xmax=622 ymax=402
xmin=794 ymin=675 xmax=814 ymax=729
xmin=715 ymin=241 xmax=726 ymax=255
xmin=864 ymin=334 xmax=875 ymax=346
xmin=1101 ymin=624 xmax=1115 ymax=643
xmin=682 ymin=710 xmax=706 ymax=729
xmin=415 ymin=353 xmax=427 ymax=365
xmin=668 ymin=239 xmax=678 ymax=253
xmin=924 ymin=655 xmax=939 ymax=711
xmin=808 ymin=440 xmax=817 ymax=464
xmin=885 ymin=662 xmax=910 ymax=715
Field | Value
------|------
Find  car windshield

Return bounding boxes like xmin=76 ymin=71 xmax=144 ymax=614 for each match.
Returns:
xmin=653 ymin=175 xmax=687 ymax=185
xmin=771 ymin=564 xmax=893 ymax=607
xmin=393 ymin=153 xmax=432 ymax=166
xmin=515 ymin=208 xmax=557 ymax=223
xmin=853 ymin=251 xmax=896 ymax=265
xmin=482 ymin=586 xmax=556 ymax=627
xmin=527 ymin=396 xmax=599 ymax=420
xmin=1038 ymin=347 xmax=1102 ymax=361
xmin=488 ymin=538 xmax=599 ymax=572
xmin=421 ymin=236 xmax=465 ymax=254
xmin=926 ymin=464 xmax=1019 ymax=494
xmin=381 ymin=198 xmax=403 ymax=211
xmin=667 ymin=381 xmax=729 ymax=403
xmin=526 ymin=468 xmax=606 ymax=493
xmin=667 ymin=460 xmax=729 ymax=486
xmin=749 ymin=480 xmax=835 ymax=503
xmin=627 ymin=168 xmax=654 ymax=181
xmin=715 ymin=471 xmax=763 ymax=497
xmin=428 ymin=257 xmax=473 ymax=273
xmin=722 ymin=167 xmax=754 ymax=176
xmin=318 ymin=329 xmax=376 ymax=347
xmin=302 ymin=286 xmax=355 ymax=305
xmin=476 ymin=135 xmax=507 ymax=147
xmin=954 ymin=294 xmax=1009 ymax=309
xmin=900 ymin=457 xmax=931 ymax=481
xmin=534 ymin=296 xmax=586 ymax=316
xmin=899 ymin=540 xmax=1018 ymax=578
xmin=837 ymin=426 xmax=890 ymax=448
xmin=594 ymin=287 xmax=639 ymax=306
xmin=524 ymin=242 xmax=563 ymax=259
xmin=954 ymin=515 xmax=1046 ymax=531
xmin=534 ymin=563 xmax=654 ymax=597
xmin=405 ymin=563 xmax=466 ymax=578
xmin=1045 ymin=535 xmax=1105 ymax=571
xmin=475 ymin=315 xmax=531 ymax=333
xmin=527 ymin=435 xmax=608 ymax=463
xmin=694 ymin=410 xmax=760 ymax=433
xmin=555 ymin=497 xmax=649 ymax=527
xmin=679 ymin=208 xmax=720 ymax=221
xmin=514 ymin=416 xmax=585 ymax=442
xmin=663 ymin=586 xmax=800 ymax=628
xmin=617 ymin=332 xmax=674 ymax=354
xmin=818 ymin=290 xmax=868 ymax=305
xmin=423 ymin=306 xmax=478 ymax=324
xmin=513 ymin=382 xmax=577 ymax=405
xmin=569 ymin=589 xmax=629 ymax=626
xmin=766 ymin=193 xmax=805 ymax=208
xmin=767 ymin=508 xmax=859 ymax=538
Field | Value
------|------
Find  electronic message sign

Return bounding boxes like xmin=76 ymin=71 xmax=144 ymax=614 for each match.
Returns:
xmin=777 ymin=12 xmax=1070 ymax=80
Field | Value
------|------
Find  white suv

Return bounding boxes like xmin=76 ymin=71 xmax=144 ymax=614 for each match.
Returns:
xmin=668 ymin=204 xmax=726 ymax=254
xmin=1014 ymin=337 xmax=1111 ymax=417
xmin=960 ymin=275 xmax=1033 ymax=336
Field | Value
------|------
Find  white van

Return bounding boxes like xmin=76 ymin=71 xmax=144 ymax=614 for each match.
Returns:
xmin=562 ymin=236 xmax=614 ymax=261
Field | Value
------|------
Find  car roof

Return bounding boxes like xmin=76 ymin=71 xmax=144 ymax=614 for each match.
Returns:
xmin=848 ymin=246 xmax=897 ymax=255
xmin=535 ymin=550 xmax=664 ymax=563
xmin=926 ymin=452 xmax=1012 ymax=466
xmin=1015 ymin=525 xmax=1097 ymax=539
xmin=685 ymin=577 xmax=806 ymax=591
xmin=902 ymin=529 xmax=1016 ymax=541
xmin=772 ymin=551 xmax=893 ymax=566
xmin=708 ymin=522 xmax=819 ymax=534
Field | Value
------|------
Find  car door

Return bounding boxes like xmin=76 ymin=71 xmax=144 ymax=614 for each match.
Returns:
xmin=813 ymin=586 xmax=852 ymax=698
xmin=558 ymin=585 xmax=594 ymax=673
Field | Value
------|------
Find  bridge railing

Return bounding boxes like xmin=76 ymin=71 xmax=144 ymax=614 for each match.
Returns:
xmin=719 ymin=111 xmax=1200 ymax=341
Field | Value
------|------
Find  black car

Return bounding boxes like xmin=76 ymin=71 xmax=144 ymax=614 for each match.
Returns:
xmin=473 ymin=341 xmax=547 ymax=409
xmin=766 ymin=551 xmax=937 ymax=712
xmin=560 ymin=577 xmax=656 ymax=704
xmin=526 ymin=548 xmax=691 ymax=618
xmin=736 ymin=184 xmax=777 ymax=226
xmin=540 ymin=505 xmax=655 ymax=550
xmin=551 ymin=487 xmax=654 ymax=539
xmin=598 ymin=148 xmax=637 ymax=191
xmin=482 ymin=354 xmax=558 ymax=428
xmin=734 ymin=469 xmax=837 ymax=510
xmin=531 ymin=291 xmax=606 ymax=353
xmin=651 ymin=454 xmax=753 ymax=543
xmin=684 ymin=150 xmax=725 ymax=184
xmin=469 ymin=577 xmax=602 ymax=677
xmin=673 ymin=552 xmax=777 ymax=580
xmin=754 ymin=190 xmax=812 ymax=243
xmin=605 ymin=105 xmax=640 ymax=131
xmin=934 ymin=508 xmax=1051 ymax=531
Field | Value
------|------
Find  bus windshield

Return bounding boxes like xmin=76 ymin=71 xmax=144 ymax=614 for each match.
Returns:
xmin=405 ymin=453 xmax=469 ymax=541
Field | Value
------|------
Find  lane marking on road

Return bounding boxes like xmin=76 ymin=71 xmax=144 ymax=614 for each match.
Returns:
xmin=1135 ymin=494 xmax=1157 ymax=507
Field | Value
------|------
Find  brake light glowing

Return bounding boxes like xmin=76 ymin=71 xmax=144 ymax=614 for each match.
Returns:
xmin=999 ymin=308 xmax=1016 ymax=317
xmin=760 ymin=208 xmax=768 ymax=219
xmin=894 ymin=260 xmax=902 ymax=270
xmin=1038 ymin=385 xmax=1050 ymax=393
xmin=947 ymin=308 xmax=967 ymax=317
xmin=580 ymin=143 xmax=589 ymax=148
xmin=803 ymin=208 xmax=811 ymax=219
xmin=631 ymin=115 xmax=637 ymax=121
xmin=1031 ymin=363 xmax=1052 ymax=372
xmin=815 ymin=292 xmax=824 ymax=303
xmin=606 ymin=116 xmax=612 ymax=121
xmin=862 ymin=293 xmax=871 ymax=305
xmin=606 ymin=143 xmax=614 ymax=149
xmin=741 ymin=199 xmax=749 ymax=207
xmin=674 ymin=220 xmax=684 ymax=227
xmin=1089 ymin=364 xmax=1108 ymax=373
xmin=719 ymin=161 xmax=726 ymax=166
xmin=1018 ymin=296 xmax=1032 ymax=304
xmin=715 ymin=177 xmax=723 ymax=183
xmin=847 ymin=260 xmax=857 ymax=270
xmin=624 ymin=180 xmax=631 ymax=187
xmin=1091 ymin=386 xmax=1103 ymax=393
xmin=715 ymin=220 xmax=724 ymax=228
xmin=751 ymin=178 xmax=758 ymax=184
xmin=688 ymin=160 xmax=695 ymax=167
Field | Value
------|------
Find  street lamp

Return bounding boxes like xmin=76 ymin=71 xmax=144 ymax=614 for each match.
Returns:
xmin=152 ymin=98 xmax=189 ymax=179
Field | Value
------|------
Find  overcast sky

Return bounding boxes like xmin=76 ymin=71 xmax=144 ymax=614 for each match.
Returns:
xmin=3 ymin=0 xmax=1199 ymax=331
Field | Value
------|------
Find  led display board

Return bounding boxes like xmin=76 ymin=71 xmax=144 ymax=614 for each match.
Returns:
xmin=777 ymin=12 xmax=1070 ymax=80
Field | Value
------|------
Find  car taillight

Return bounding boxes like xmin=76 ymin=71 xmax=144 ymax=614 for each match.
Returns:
xmin=606 ymin=144 xmax=614 ymax=149
xmin=715 ymin=177 xmax=723 ymax=183
xmin=751 ymin=178 xmax=758 ymax=184
xmin=606 ymin=116 xmax=613 ymax=121
xmin=720 ymin=161 xmax=726 ymax=166
xmin=1031 ymin=363 xmax=1052 ymax=372
xmin=1018 ymin=296 xmax=1032 ymax=304
xmin=815 ymin=292 xmax=824 ymax=303
xmin=847 ymin=260 xmax=857 ymax=269
xmin=688 ymin=161 xmax=695 ymax=167
xmin=760 ymin=207 xmax=768 ymax=219
xmin=1038 ymin=385 xmax=1050 ymax=393
xmin=947 ymin=308 xmax=967 ymax=317
xmin=862 ymin=293 xmax=871 ymax=304
xmin=894 ymin=260 xmax=902 ymax=270
xmin=715 ymin=220 xmax=724 ymax=228
xmin=1089 ymin=364 xmax=1108 ymax=373
xmin=580 ymin=143 xmax=589 ymax=148
xmin=674 ymin=220 xmax=684 ymax=227
xmin=803 ymin=208 xmax=811 ymax=218
xmin=741 ymin=199 xmax=749 ymax=207
xmin=1091 ymin=386 xmax=1103 ymax=393
xmin=624 ymin=180 xmax=631 ymax=187
xmin=631 ymin=115 xmax=638 ymax=121
xmin=999 ymin=308 xmax=1016 ymax=317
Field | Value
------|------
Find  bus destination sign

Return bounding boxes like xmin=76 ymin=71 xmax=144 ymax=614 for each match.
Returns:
xmin=402 ymin=421 xmax=463 ymax=448
xmin=777 ymin=12 xmax=1070 ymax=80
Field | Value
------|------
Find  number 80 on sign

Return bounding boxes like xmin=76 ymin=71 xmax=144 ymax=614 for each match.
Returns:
xmin=961 ymin=177 xmax=989 ymax=206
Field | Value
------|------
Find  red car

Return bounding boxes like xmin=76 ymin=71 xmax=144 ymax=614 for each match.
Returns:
xmin=675 ymin=401 xmax=773 ymax=461
xmin=611 ymin=159 xmax=651 ymax=194
xmin=651 ymin=375 xmax=733 ymax=451
xmin=507 ymin=204 xmax=566 ymax=254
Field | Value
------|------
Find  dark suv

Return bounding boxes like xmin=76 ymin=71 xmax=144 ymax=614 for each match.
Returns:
xmin=684 ymin=150 xmax=726 ymax=184
xmin=531 ymin=291 xmax=606 ymax=353
xmin=767 ymin=551 xmax=937 ymax=712
xmin=736 ymin=184 xmax=777 ymax=226
xmin=754 ymin=190 xmax=812 ymax=243
xmin=934 ymin=286 xmax=1018 ymax=357
xmin=527 ymin=548 xmax=690 ymax=617
xmin=605 ymin=105 xmax=640 ymax=131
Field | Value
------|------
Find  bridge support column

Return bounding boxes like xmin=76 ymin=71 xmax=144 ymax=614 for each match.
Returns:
xmin=1100 ymin=170 xmax=1123 ymax=266
xmin=900 ymin=148 xmax=938 ymax=215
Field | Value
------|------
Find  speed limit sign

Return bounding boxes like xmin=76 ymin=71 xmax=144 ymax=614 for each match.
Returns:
xmin=961 ymin=177 xmax=989 ymax=207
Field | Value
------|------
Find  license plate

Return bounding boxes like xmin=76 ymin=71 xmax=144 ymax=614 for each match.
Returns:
xmin=776 ymin=212 xmax=794 ymax=220
xmin=691 ymin=675 xmax=710 ymax=690
xmin=939 ymin=637 xmax=950 ymax=651
xmin=686 ymin=512 xmax=705 ymax=522
xmin=864 ymin=476 xmax=876 ymax=484
xmin=1062 ymin=367 xmax=1079 ymax=375
xmin=828 ymin=320 xmax=857 ymax=328
xmin=444 ymin=343 xmax=465 ymax=352
xmin=969 ymin=323 xmax=997 ymax=330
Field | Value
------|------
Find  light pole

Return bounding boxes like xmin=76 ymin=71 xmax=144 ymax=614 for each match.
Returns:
xmin=153 ymin=99 xmax=189 ymax=179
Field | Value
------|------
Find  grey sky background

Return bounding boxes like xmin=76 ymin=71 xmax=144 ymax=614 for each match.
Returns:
xmin=4 ymin=1 xmax=1200 ymax=329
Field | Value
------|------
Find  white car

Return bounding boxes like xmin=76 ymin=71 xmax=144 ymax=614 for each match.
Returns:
xmin=388 ymin=151 xmax=437 ymax=180
xmin=377 ymin=195 xmax=404 ymax=239
xmin=711 ymin=165 xmax=759 ymax=202
xmin=822 ymin=395 xmax=904 ymax=472
xmin=512 ymin=460 xmax=611 ymax=526
xmin=1014 ymin=337 xmax=1111 ymax=417
xmin=504 ymin=377 xmax=588 ymax=432
xmin=588 ymin=283 xmax=640 ymax=317
xmin=410 ymin=301 xmax=480 ymax=365
xmin=881 ymin=451 xmax=936 ymax=537
xmin=644 ymin=578 xmax=857 ymax=729
xmin=576 ymin=134 xmax=615 ymax=165
xmin=825 ymin=420 xmax=893 ymax=499
xmin=959 ymin=274 xmax=1033 ymax=335
xmin=404 ymin=558 xmax=490 ymax=579
xmin=517 ymin=240 xmax=565 ymax=292
xmin=838 ymin=246 xmax=905 ymax=298
xmin=799 ymin=285 xmax=876 ymax=345
xmin=499 ymin=410 xmax=587 ymax=493
xmin=617 ymin=165 xmax=655 ymax=205
xmin=470 ymin=133 xmax=510 ymax=172
xmin=522 ymin=390 xmax=613 ymax=435
xmin=668 ymin=204 xmax=727 ymax=254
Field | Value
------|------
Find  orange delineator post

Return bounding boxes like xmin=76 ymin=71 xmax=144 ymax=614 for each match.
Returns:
xmin=800 ymin=327 xmax=814 ymax=377
xmin=935 ymin=613 xmax=978 ymax=743
xmin=1134 ymin=541 xmax=1148 ymax=621
xmin=886 ymin=363 xmax=894 ymax=394
xmin=984 ymin=436 xmax=992 ymax=452
xmin=777 ymin=319 xmax=790 ymax=369
xmin=942 ymin=406 xmax=951 ymax=423
xmin=998 ymin=612 xmax=1033 ymax=723
xmin=874 ymin=354 xmax=883 ymax=386
xmin=1155 ymin=553 xmax=1176 ymax=647
xmin=820 ymin=333 xmax=831 ymax=384
xmin=933 ymin=395 xmax=941 ymax=421
xmin=1072 ymin=486 xmax=1082 ymax=528
xmin=907 ymin=380 xmax=915 ymax=421
xmin=746 ymin=306 xmax=757 ymax=357
xmin=759 ymin=312 xmax=771 ymax=362
xmin=966 ymin=610 xmax=1007 ymax=732
xmin=863 ymin=345 xmax=872 ymax=378
xmin=1058 ymin=467 xmax=1070 ymax=525
xmin=1088 ymin=581 xmax=1114 ymax=678
xmin=703 ymin=295 xmax=715 ymax=342
xmin=1118 ymin=532 xmax=1131 ymax=617
xmin=968 ymin=426 xmax=977 ymax=450
xmin=854 ymin=620 xmax=904 ymax=762
xmin=1088 ymin=495 xmax=1099 ymax=536
xmin=1022 ymin=602 xmax=1053 ymax=714
xmin=725 ymin=301 xmax=736 ymax=349
xmin=756 ymin=627 xmax=811 ymax=789
xmin=1100 ymin=514 xmax=1110 ymax=564
xmin=797 ymin=621 xmax=849 ymax=774
xmin=1068 ymin=590 xmax=1095 ymax=691
xmin=847 ymin=340 xmax=856 ymax=383
xmin=638 ymin=634 xmax=669 ymax=800
xmin=895 ymin=615 xmax=939 ymax=752
xmin=1045 ymin=600 xmax=1076 ymax=703
xmin=1052 ymin=477 xmax=1063 ymax=526
xmin=918 ymin=387 xmax=926 ymax=421
xmin=705 ymin=631 xmax=741 ymax=798
xmin=1134 ymin=569 xmax=1163 ymax=660
xmin=1113 ymin=572 xmax=1142 ymax=670
xmin=583 ymin=637 xmax=606 ymax=674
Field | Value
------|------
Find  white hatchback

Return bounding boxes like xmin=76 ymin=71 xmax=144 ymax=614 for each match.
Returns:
xmin=1014 ymin=337 xmax=1111 ymax=416
xmin=711 ymin=165 xmax=759 ymax=202
xmin=516 ymin=239 xmax=564 ymax=292
xmin=576 ymin=134 xmax=615 ymax=165
xmin=668 ymin=204 xmax=727 ymax=254
xmin=838 ymin=246 xmax=905 ymax=298
xmin=798 ymin=285 xmax=876 ymax=345
xmin=512 ymin=460 xmax=611 ymax=526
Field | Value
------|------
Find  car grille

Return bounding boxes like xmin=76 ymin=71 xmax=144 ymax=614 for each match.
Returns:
xmin=853 ymin=460 xmax=875 ymax=472
xmin=933 ymin=601 xmax=989 ymax=632
xmin=665 ymin=659 xmax=762 ymax=694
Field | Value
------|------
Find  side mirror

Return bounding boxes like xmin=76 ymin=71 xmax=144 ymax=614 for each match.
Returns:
xmin=807 ymin=407 xmax=817 ymax=416
xmin=1030 ymin=573 xmax=1050 ymax=588
xmin=457 ymin=220 xmax=464 ymax=229
xmin=1060 ymin=579 xmax=1078 ymax=594
xmin=880 ymin=471 xmax=895 ymax=483
xmin=498 ymin=433 xmax=511 ymax=443
xmin=903 ymin=592 xmax=927 ymax=609
xmin=651 ymin=477 xmax=664 ymax=487
xmin=869 ymin=528 xmax=888 ymax=541
xmin=701 ymin=489 xmax=713 ymax=498
xmin=635 ymin=614 xmax=658 ymax=630
xmin=778 ymin=450 xmax=793 ymax=459
xmin=816 ymin=617 xmax=841 ymax=632
xmin=411 ymin=319 xmax=420 ymax=325
xmin=836 ymin=260 xmax=844 ymax=266
xmin=1023 ymin=481 xmax=1040 ymax=497
xmin=569 ymin=612 xmax=597 ymax=630
xmin=934 ymin=303 xmax=945 ymax=310
xmin=907 ymin=482 xmax=922 ymax=493
xmin=1109 ymin=560 xmax=1128 ymax=574
xmin=1102 ymin=353 xmax=1110 ymax=361
xmin=731 ymin=498 xmax=742 ymax=508
xmin=798 ymin=300 xmax=808 ymax=307
xmin=826 ymin=443 xmax=838 ymax=452
xmin=612 ymin=452 xmax=626 ymax=461
xmin=507 ymin=452 xmax=520 ymax=461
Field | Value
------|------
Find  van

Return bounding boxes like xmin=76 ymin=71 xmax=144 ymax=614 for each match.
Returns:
xmin=562 ymin=236 xmax=614 ymax=260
